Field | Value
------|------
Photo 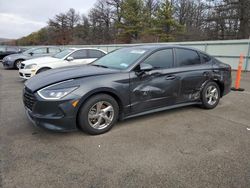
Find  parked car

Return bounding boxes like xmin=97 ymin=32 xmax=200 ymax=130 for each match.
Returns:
xmin=19 ymin=48 xmax=107 ymax=79
xmin=0 ymin=46 xmax=26 ymax=61
xmin=2 ymin=46 xmax=61 ymax=69
xmin=23 ymin=45 xmax=231 ymax=135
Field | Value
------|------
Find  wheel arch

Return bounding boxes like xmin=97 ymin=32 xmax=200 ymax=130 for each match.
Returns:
xmin=201 ymin=79 xmax=224 ymax=97
xmin=75 ymin=88 xmax=124 ymax=129
xmin=36 ymin=67 xmax=51 ymax=74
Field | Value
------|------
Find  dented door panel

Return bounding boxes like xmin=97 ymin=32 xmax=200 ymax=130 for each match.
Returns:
xmin=129 ymin=69 xmax=180 ymax=113
xmin=175 ymin=64 xmax=214 ymax=102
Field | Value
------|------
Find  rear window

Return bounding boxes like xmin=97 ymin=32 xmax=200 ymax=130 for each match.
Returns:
xmin=200 ymin=52 xmax=211 ymax=63
xmin=88 ymin=49 xmax=105 ymax=58
xmin=176 ymin=48 xmax=201 ymax=67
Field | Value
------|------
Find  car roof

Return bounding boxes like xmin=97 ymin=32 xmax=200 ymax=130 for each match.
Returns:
xmin=65 ymin=48 xmax=107 ymax=53
xmin=122 ymin=44 xmax=201 ymax=51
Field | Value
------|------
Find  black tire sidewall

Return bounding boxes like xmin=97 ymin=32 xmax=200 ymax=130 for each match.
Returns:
xmin=78 ymin=94 xmax=119 ymax=135
xmin=14 ymin=60 xmax=22 ymax=69
xmin=201 ymin=81 xmax=220 ymax=109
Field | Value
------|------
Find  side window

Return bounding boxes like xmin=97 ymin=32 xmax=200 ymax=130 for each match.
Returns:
xmin=200 ymin=52 xmax=211 ymax=63
xmin=32 ymin=48 xmax=47 ymax=54
xmin=176 ymin=48 xmax=201 ymax=67
xmin=6 ymin=47 xmax=18 ymax=52
xmin=71 ymin=50 xmax=87 ymax=59
xmin=49 ymin=48 xmax=61 ymax=54
xmin=88 ymin=49 xmax=105 ymax=58
xmin=143 ymin=49 xmax=173 ymax=69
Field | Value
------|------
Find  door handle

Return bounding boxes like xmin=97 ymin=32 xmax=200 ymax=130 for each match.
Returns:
xmin=165 ymin=75 xmax=176 ymax=80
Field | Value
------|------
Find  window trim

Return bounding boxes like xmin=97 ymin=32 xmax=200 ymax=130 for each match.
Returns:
xmin=173 ymin=47 xmax=202 ymax=68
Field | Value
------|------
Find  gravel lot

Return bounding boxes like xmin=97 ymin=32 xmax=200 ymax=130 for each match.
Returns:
xmin=1 ymin=66 xmax=250 ymax=188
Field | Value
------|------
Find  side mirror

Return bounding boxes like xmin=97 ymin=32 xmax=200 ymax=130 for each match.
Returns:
xmin=140 ymin=63 xmax=153 ymax=71
xmin=135 ymin=63 xmax=153 ymax=76
xmin=29 ymin=52 xmax=34 ymax=56
xmin=66 ymin=56 xmax=74 ymax=61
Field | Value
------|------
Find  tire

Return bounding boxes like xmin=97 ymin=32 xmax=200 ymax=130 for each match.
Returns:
xmin=78 ymin=94 xmax=119 ymax=135
xmin=201 ymin=81 xmax=220 ymax=109
xmin=14 ymin=60 xmax=23 ymax=69
xmin=36 ymin=67 xmax=50 ymax=74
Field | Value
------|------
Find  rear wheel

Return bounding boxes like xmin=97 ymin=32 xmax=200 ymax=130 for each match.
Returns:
xmin=36 ymin=67 xmax=50 ymax=74
xmin=14 ymin=60 xmax=23 ymax=69
xmin=201 ymin=81 xmax=220 ymax=109
xmin=78 ymin=94 xmax=119 ymax=135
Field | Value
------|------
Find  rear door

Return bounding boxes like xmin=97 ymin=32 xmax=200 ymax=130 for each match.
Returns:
xmin=174 ymin=48 xmax=213 ymax=103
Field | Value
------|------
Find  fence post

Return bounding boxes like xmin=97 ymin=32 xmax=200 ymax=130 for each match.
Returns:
xmin=245 ymin=37 xmax=250 ymax=71
xmin=204 ymin=43 xmax=208 ymax=52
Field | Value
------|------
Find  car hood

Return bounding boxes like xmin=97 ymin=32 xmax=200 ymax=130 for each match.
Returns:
xmin=6 ymin=53 xmax=28 ymax=60
xmin=23 ymin=56 xmax=60 ymax=65
xmin=25 ymin=65 xmax=121 ymax=92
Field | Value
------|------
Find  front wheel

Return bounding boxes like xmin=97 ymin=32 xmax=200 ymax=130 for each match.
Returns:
xmin=78 ymin=94 xmax=119 ymax=135
xmin=201 ymin=82 xmax=220 ymax=109
xmin=14 ymin=60 xmax=23 ymax=69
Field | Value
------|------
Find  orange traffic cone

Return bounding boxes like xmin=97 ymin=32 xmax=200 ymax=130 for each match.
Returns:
xmin=231 ymin=54 xmax=245 ymax=91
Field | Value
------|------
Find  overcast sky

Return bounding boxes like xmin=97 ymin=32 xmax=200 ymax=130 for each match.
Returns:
xmin=0 ymin=0 xmax=96 ymax=39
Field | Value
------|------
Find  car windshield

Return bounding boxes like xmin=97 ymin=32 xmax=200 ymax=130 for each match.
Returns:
xmin=52 ymin=49 xmax=74 ymax=59
xmin=23 ymin=48 xmax=36 ymax=55
xmin=92 ymin=48 xmax=148 ymax=70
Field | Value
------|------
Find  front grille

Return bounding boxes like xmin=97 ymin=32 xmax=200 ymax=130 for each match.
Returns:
xmin=20 ymin=63 xmax=25 ymax=69
xmin=23 ymin=87 xmax=36 ymax=111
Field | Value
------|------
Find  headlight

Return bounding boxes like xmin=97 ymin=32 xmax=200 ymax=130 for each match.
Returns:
xmin=37 ymin=86 xmax=78 ymax=100
xmin=25 ymin=64 xmax=37 ymax=69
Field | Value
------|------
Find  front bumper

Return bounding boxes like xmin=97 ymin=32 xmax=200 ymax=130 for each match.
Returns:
xmin=2 ymin=59 xmax=14 ymax=68
xmin=19 ymin=68 xmax=36 ymax=79
xmin=25 ymin=108 xmax=77 ymax=132
xmin=23 ymin=90 xmax=79 ymax=132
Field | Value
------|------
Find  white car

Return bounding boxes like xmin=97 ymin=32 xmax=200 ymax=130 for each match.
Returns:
xmin=19 ymin=48 xmax=107 ymax=79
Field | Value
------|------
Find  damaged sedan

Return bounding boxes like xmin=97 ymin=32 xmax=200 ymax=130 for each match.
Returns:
xmin=23 ymin=45 xmax=231 ymax=135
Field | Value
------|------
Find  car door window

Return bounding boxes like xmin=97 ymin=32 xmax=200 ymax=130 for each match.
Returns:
xmin=70 ymin=50 xmax=87 ymax=59
xmin=176 ymin=48 xmax=201 ymax=67
xmin=32 ymin=48 xmax=47 ymax=54
xmin=143 ymin=49 xmax=173 ymax=69
xmin=200 ymin=52 xmax=211 ymax=63
xmin=88 ymin=49 xmax=105 ymax=58
xmin=49 ymin=48 xmax=61 ymax=54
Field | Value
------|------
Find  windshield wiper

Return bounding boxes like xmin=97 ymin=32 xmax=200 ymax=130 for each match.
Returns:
xmin=91 ymin=64 xmax=109 ymax=68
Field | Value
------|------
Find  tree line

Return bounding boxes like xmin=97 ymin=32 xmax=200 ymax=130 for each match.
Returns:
xmin=13 ymin=0 xmax=250 ymax=45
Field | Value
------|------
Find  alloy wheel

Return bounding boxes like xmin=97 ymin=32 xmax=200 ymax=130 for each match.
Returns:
xmin=205 ymin=85 xmax=219 ymax=105
xmin=88 ymin=101 xmax=114 ymax=130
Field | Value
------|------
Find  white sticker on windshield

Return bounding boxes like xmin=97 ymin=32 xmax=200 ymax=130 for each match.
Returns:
xmin=120 ymin=63 xmax=128 ymax=67
xmin=130 ymin=50 xmax=146 ymax=54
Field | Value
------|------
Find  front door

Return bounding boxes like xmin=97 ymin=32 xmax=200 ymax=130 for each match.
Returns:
xmin=129 ymin=48 xmax=180 ymax=113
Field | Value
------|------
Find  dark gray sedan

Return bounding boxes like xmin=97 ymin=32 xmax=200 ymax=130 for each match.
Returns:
xmin=2 ymin=46 xmax=61 ymax=69
xmin=23 ymin=45 xmax=231 ymax=135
